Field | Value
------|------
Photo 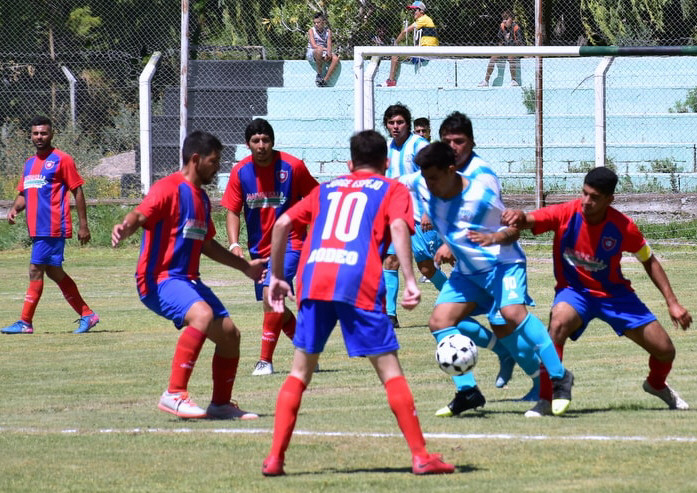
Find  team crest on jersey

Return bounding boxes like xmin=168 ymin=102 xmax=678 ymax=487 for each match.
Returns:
xmin=601 ymin=236 xmax=617 ymax=251
xmin=44 ymin=159 xmax=58 ymax=170
xmin=277 ymin=169 xmax=288 ymax=183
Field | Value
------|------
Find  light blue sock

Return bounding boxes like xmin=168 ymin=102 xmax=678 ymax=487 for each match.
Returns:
xmin=428 ymin=269 xmax=447 ymax=291
xmin=432 ymin=327 xmax=478 ymax=391
xmin=456 ymin=318 xmax=510 ymax=360
xmin=384 ymin=269 xmax=399 ymax=317
xmin=517 ymin=313 xmax=565 ymax=380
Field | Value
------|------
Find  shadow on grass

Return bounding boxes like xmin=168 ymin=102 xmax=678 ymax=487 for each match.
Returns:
xmin=299 ymin=463 xmax=479 ymax=475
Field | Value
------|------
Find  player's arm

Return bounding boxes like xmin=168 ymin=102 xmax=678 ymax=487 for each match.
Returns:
xmin=225 ymin=210 xmax=244 ymax=257
xmin=326 ymin=29 xmax=333 ymax=57
xmin=6 ymin=193 xmax=26 ymax=225
xmin=112 ymin=210 xmax=147 ymax=247
xmin=395 ymin=23 xmax=416 ymax=44
xmin=268 ymin=213 xmax=295 ymax=313
xmin=501 ymin=209 xmax=535 ymax=230
xmin=390 ymin=217 xmax=421 ymax=310
xmin=641 ymin=253 xmax=692 ymax=330
xmin=467 ymin=226 xmax=520 ymax=246
xmin=72 ymin=186 xmax=91 ymax=245
xmin=202 ymin=239 xmax=267 ymax=283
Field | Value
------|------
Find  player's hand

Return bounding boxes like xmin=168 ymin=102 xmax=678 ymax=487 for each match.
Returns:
xmin=78 ymin=226 xmax=91 ymax=245
xmin=111 ymin=223 xmax=125 ymax=247
xmin=501 ymin=209 xmax=525 ymax=228
xmin=668 ymin=302 xmax=692 ymax=330
xmin=421 ymin=213 xmax=433 ymax=232
xmin=467 ymin=230 xmax=496 ymax=246
xmin=435 ymin=243 xmax=455 ymax=266
xmin=401 ymin=280 xmax=421 ymax=310
xmin=7 ymin=209 xmax=17 ymax=225
xmin=268 ymin=275 xmax=294 ymax=313
xmin=230 ymin=245 xmax=244 ymax=258
xmin=246 ymin=257 xmax=268 ymax=283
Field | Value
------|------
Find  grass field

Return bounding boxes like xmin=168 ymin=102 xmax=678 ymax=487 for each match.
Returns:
xmin=1 ymin=244 xmax=696 ymax=492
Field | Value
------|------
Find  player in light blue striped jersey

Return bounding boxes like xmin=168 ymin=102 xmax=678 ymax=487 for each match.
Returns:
xmin=413 ymin=142 xmax=574 ymax=417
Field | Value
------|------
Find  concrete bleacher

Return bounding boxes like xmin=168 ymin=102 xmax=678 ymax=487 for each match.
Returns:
xmin=143 ymin=56 xmax=697 ymax=193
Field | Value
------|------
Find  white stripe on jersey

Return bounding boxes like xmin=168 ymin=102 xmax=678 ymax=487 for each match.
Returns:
xmin=386 ymin=134 xmax=429 ymax=179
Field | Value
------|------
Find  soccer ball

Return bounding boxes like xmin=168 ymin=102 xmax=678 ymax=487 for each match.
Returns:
xmin=435 ymin=334 xmax=478 ymax=376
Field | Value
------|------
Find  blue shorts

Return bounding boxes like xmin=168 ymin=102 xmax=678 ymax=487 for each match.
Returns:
xmin=294 ymin=299 xmax=400 ymax=357
xmin=140 ymin=278 xmax=229 ymax=329
xmin=253 ymin=249 xmax=301 ymax=301
xmin=436 ymin=263 xmax=533 ymax=325
xmin=554 ymin=287 xmax=657 ymax=341
xmin=387 ymin=224 xmax=441 ymax=262
xmin=30 ymin=237 xmax=65 ymax=266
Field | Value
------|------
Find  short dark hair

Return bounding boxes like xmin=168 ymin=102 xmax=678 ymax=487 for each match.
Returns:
xmin=584 ymin=167 xmax=618 ymax=196
xmin=182 ymin=131 xmax=223 ymax=166
xmin=413 ymin=142 xmax=455 ymax=171
xmin=314 ymin=12 xmax=325 ymax=20
xmin=350 ymin=130 xmax=387 ymax=170
xmin=30 ymin=115 xmax=52 ymax=129
xmin=413 ymin=117 xmax=430 ymax=129
xmin=383 ymin=103 xmax=412 ymax=129
xmin=439 ymin=111 xmax=474 ymax=141
xmin=245 ymin=118 xmax=275 ymax=145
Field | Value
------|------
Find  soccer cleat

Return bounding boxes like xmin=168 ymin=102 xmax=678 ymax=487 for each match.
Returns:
xmin=252 ymin=360 xmax=274 ymax=376
xmin=477 ymin=80 xmax=489 ymax=87
xmin=262 ymin=455 xmax=285 ymax=476
xmin=551 ymin=369 xmax=574 ymax=416
xmin=74 ymin=312 xmax=99 ymax=333
xmin=158 ymin=391 xmax=207 ymax=419
xmin=524 ymin=399 xmax=552 ymax=418
xmin=388 ymin=315 xmax=400 ymax=329
xmin=412 ymin=453 xmax=455 ymax=475
xmin=206 ymin=401 xmax=259 ymax=420
xmin=435 ymin=386 xmax=486 ymax=417
xmin=642 ymin=379 xmax=689 ymax=410
xmin=1 ymin=320 xmax=34 ymax=334
xmin=385 ymin=79 xmax=396 ymax=87
xmin=495 ymin=354 xmax=515 ymax=388
xmin=317 ymin=79 xmax=327 ymax=87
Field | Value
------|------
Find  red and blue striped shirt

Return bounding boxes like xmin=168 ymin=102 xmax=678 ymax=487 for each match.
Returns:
xmin=134 ymin=172 xmax=215 ymax=298
xmin=221 ymin=151 xmax=318 ymax=257
xmin=17 ymin=148 xmax=84 ymax=238
xmin=286 ymin=170 xmax=414 ymax=312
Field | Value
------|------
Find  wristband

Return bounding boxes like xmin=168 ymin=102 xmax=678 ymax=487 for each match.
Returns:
xmin=228 ymin=242 xmax=240 ymax=251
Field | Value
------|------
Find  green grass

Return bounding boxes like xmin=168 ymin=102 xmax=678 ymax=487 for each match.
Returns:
xmin=1 ymin=246 xmax=697 ymax=492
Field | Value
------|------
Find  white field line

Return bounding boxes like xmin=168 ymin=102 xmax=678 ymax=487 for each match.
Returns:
xmin=0 ymin=426 xmax=695 ymax=443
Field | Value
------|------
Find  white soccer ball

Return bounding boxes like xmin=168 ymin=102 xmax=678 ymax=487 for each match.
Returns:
xmin=435 ymin=334 xmax=478 ymax=376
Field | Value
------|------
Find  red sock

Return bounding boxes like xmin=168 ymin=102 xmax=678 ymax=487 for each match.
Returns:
xmin=385 ymin=375 xmax=427 ymax=458
xmin=269 ymin=376 xmax=306 ymax=459
xmin=168 ymin=326 xmax=207 ymax=394
xmin=260 ymin=312 xmax=284 ymax=363
xmin=57 ymin=275 xmax=91 ymax=316
xmin=539 ymin=343 xmax=563 ymax=401
xmin=211 ymin=353 xmax=239 ymax=405
xmin=20 ymin=279 xmax=44 ymax=324
xmin=647 ymin=355 xmax=672 ymax=390
xmin=282 ymin=312 xmax=296 ymax=340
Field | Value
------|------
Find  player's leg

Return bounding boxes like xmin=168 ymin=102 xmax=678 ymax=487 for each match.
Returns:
xmin=384 ymin=251 xmax=401 ymax=327
xmin=2 ymin=259 xmax=45 ymax=334
xmin=264 ymin=300 xmax=330 ymax=476
xmin=46 ymin=264 xmax=99 ymax=333
xmin=429 ymin=274 xmax=486 ymax=417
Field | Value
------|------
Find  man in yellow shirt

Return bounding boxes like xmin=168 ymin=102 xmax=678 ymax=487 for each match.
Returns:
xmin=385 ymin=1 xmax=438 ymax=87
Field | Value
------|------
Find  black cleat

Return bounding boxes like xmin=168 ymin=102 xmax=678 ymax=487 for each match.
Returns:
xmin=551 ymin=369 xmax=574 ymax=416
xmin=435 ymin=386 xmax=486 ymax=417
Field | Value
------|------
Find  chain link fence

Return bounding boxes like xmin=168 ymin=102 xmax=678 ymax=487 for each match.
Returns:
xmin=1 ymin=1 xmax=696 ymax=204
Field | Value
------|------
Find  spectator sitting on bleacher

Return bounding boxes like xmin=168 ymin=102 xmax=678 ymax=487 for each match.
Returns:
xmin=385 ymin=1 xmax=438 ymax=87
xmin=307 ymin=12 xmax=340 ymax=87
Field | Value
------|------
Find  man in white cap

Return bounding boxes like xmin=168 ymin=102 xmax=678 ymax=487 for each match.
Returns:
xmin=385 ymin=1 xmax=439 ymax=87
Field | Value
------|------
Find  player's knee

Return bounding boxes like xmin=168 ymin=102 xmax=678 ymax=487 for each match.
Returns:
xmin=417 ymin=261 xmax=436 ymax=278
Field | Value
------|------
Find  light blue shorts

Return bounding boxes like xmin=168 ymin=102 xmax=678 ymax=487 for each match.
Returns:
xmin=554 ymin=287 xmax=657 ymax=341
xmin=140 ymin=277 xmax=228 ymax=330
xmin=387 ymin=224 xmax=441 ymax=262
xmin=30 ymin=237 xmax=65 ymax=266
xmin=436 ymin=263 xmax=534 ymax=325
xmin=294 ymin=299 xmax=399 ymax=357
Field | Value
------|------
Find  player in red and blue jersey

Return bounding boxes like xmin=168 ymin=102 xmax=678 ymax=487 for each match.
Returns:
xmin=1 ymin=116 xmax=99 ymax=335
xmin=261 ymin=130 xmax=454 ymax=477
xmin=112 ymin=131 xmax=267 ymax=420
xmin=503 ymin=167 xmax=692 ymax=416
xmin=222 ymin=118 xmax=319 ymax=376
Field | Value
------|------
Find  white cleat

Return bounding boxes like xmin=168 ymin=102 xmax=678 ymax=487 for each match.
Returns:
xmin=252 ymin=360 xmax=274 ymax=376
xmin=642 ymin=380 xmax=689 ymax=410
xmin=158 ymin=391 xmax=207 ymax=419
xmin=524 ymin=399 xmax=552 ymax=418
